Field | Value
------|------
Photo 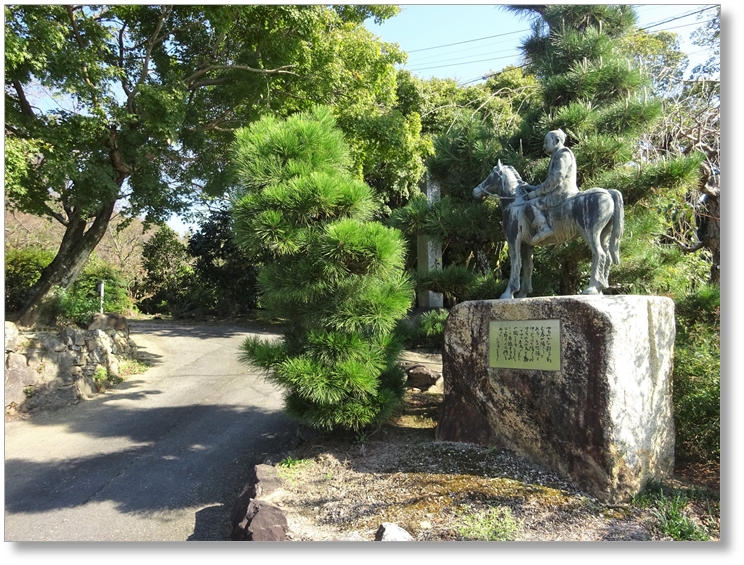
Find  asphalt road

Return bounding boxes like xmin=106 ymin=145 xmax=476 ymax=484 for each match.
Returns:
xmin=4 ymin=322 xmax=297 ymax=542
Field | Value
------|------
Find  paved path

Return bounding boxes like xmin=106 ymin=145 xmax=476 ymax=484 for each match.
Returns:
xmin=4 ymin=322 xmax=296 ymax=541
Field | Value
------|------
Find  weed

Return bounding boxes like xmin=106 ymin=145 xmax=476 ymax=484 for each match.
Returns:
xmin=93 ymin=366 xmax=110 ymax=392
xmin=276 ymin=456 xmax=311 ymax=485
xmin=278 ymin=456 xmax=309 ymax=469
xmin=633 ymin=482 xmax=711 ymax=541
xmin=455 ymin=505 xmax=519 ymax=541
xmin=119 ymin=359 xmax=150 ymax=377
xmin=23 ymin=386 xmax=35 ymax=398
xmin=651 ymin=492 xmax=709 ymax=540
xmin=93 ymin=366 xmax=109 ymax=382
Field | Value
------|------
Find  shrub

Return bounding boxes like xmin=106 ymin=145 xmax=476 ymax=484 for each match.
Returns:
xmin=455 ymin=506 xmax=519 ymax=541
xmin=233 ymin=106 xmax=413 ymax=432
xmin=138 ymin=226 xmax=198 ymax=317
xmin=4 ymin=247 xmax=54 ymax=312
xmin=672 ymin=284 xmax=720 ymax=464
xmin=396 ymin=308 xmax=449 ymax=350
xmin=56 ymin=259 xmax=133 ymax=325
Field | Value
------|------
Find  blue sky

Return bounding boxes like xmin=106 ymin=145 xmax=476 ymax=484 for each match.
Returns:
xmin=365 ymin=3 xmax=720 ymax=84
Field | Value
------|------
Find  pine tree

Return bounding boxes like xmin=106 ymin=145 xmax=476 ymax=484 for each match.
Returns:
xmin=231 ymin=106 xmax=413 ymax=432
xmin=494 ymin=5 xmax=706 ymax=296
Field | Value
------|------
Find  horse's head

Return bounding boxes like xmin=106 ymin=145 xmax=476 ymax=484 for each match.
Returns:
xmin=473 ymin=161 xmax=503 ymax=201
xmin=473 ymin=161 xmax=522 ymax=202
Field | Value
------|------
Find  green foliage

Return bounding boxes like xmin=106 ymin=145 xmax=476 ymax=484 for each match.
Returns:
xmin=395 ymin=309 xmax=449 ymax=350
xmin=233 ymin=107 xmax=413 ymax=432
xmin=672 ymin=285 xmax=720 ymax=463
xmin=618 ymin=30 xmax=689 ymax=96
xmin=93 ymin=366 xmax=109 ymax=383
xmin=632 ymin=483 xmax=712 ymax=541
xmin=455 ymin=506 xmax=519 ymax=541
xmin=138 ymin=225 xmax=197 ymax=317
xmin=4 ymin=247 xmax=55 ymax=312
xmin=54 ymin=257 xmax=133 ymax=325
xmin=91 ymin=365 xmax=123 ymax=393
xmin=277 ymin=456 xmax=310 ymax=469
xmin=417 ymin=266 xmax=476 ymax=306
xmin=4 ymin=4 xmax=413 ymax=325
xmin=187 ymin=209 xmax=259 ymax=316
xmin=398 ymin=113 xmax=507 ymax=296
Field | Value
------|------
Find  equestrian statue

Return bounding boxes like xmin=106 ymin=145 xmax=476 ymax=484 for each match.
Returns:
xmin=473 ymin=129 xmax=624 ymax=299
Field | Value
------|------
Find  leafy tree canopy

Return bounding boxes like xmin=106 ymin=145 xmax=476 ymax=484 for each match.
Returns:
xmin=4 ymin=4 xmax=404 ymax=326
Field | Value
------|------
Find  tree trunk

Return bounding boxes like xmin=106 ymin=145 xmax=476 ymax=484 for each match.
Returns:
xmin=701 ymin=187 xmax=720 ymax=285
xmin=16 ymin=198 xmax=118 ymax=328
xmin=690 ymin=169 xmax=721 ymax=285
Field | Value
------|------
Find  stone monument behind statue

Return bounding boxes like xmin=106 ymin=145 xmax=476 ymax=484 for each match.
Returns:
xmin=435 ymin=295 xmax=676 ymax=503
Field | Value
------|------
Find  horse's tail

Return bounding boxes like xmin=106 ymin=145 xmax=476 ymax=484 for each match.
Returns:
xmin=609 ymin=189 xmax=624 ymax=264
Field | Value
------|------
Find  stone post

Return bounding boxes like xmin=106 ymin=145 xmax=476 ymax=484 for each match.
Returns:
xmin=435 ymin=295 xmax=676 ymax=503
xmin=417 ymin=174 xmax=444 ymax=308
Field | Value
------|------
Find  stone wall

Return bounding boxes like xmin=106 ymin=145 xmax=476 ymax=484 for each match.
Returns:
xmin=435 ymin=295 xmax=676 ymax=503
xmin=4 ymin=317 xmax=138 ymax=416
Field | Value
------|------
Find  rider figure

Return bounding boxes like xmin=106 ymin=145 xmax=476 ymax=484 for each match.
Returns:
xmin=521 ymin=129 xmax=579 ymax=246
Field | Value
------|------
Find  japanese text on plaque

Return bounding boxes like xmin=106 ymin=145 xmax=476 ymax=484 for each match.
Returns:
xmin=489 ymin=320 xmax=560 ymax=370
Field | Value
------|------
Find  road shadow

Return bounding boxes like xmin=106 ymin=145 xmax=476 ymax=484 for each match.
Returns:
xmin=128 ymin=321 xmax=283 ymax=342
xmin=187 ymin=504 xmax=232 ymax=541
xmin=5 ymin=402 xmax=296 ymax=521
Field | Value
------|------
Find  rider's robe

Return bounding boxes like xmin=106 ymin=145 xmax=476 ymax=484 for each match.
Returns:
xmin=528 ymin=146 xmax=580 ymax=210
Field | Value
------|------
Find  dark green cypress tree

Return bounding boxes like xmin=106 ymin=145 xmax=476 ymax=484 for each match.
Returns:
xmin=231 ymin=106 xmax=413 ymax=432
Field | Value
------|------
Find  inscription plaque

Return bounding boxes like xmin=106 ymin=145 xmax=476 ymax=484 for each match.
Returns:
xmin=489 ymin=320 xmax=560 ymax=370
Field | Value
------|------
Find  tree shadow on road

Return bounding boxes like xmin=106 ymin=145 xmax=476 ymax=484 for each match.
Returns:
xmin=5 ymin=403 xmax=297 ymax=540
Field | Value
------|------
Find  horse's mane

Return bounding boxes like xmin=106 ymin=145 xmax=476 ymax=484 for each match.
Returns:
xmin=500 ymin=164 xmax=523 ymax=184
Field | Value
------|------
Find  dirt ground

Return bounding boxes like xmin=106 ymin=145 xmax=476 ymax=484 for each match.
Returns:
xmin=268 ymin=389 xmax=720 ymax=542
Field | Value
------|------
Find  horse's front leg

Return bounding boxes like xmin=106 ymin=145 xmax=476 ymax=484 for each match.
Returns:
xmin=515 ymin=244 xmax=534 ymax=298
xmin=501 ymin=241 xmax=522 ymax=299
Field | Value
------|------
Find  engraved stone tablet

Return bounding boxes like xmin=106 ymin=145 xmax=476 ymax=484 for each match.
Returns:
xmin=489 ymin=319 xmax=560 ymax=370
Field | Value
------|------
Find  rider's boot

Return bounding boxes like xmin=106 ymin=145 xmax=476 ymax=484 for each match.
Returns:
xmin=530 ymin=213 xmax=554 ymax=245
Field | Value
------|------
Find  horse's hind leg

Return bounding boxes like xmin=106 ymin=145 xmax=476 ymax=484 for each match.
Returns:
xmin=582 ymin=231 xmax=608 ymax=295
xmin=600 ymin=222 xmax=613 ymax=287
xmin=516 ymin=244 xmax=534 ymax=298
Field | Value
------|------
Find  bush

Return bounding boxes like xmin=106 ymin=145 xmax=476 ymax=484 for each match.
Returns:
xmin=672 ymin=284 xmax=720 ymax=464
xmin=138 ymin=226 xmax=198 ymax=317
xmin=455 ymin=506 xmax=519 ymax=541
xmin=187 ymin=209 xmax=260 ymax=316
xmin=56 ymin=259 xmax=134 ymax=325
xmin=396 ymin=309 xmax=449 ymax=350
xmin=4 ymin=247 xmax=54 ymax=312
xmin=233 ymin=107 xmax=413 ymax=432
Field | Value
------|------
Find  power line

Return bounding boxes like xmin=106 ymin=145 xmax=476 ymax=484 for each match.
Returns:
xmin=408 ymin=53 xmax=523 ymax=73
xmin=406 ymin=28 xmax=529 ymax=54
xmin=402 ymin=6 xmax=718 ymax=83
xmin=407 ymin=49 xmax=522 ymax=72
xmin=639 ymin=5 xmax=717 ymax=31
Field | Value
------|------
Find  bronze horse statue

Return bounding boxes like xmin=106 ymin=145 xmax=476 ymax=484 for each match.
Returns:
xmin=473 ymin=161 xmax=624 ymax=298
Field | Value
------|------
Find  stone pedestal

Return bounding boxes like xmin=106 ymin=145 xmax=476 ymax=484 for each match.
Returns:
xmin=435 ymin=295 xmax=676 ymax=502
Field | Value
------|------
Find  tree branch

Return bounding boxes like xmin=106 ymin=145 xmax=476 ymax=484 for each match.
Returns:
xmin=660 ymin=233 xmax=705 ymax=253
xmin=186 ymin=64 xmax=297 ymax=89
xmin=128 ymin=5 xmax=172 ymax=110
xmin=12 ymin=80 xmax=36 ymax=118
xmin=65 ymin=5 xmax=98 ymax=102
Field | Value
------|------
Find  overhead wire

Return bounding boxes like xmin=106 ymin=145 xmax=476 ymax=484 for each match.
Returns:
xmin=401 ymin=6 xmax=720 ymax=85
